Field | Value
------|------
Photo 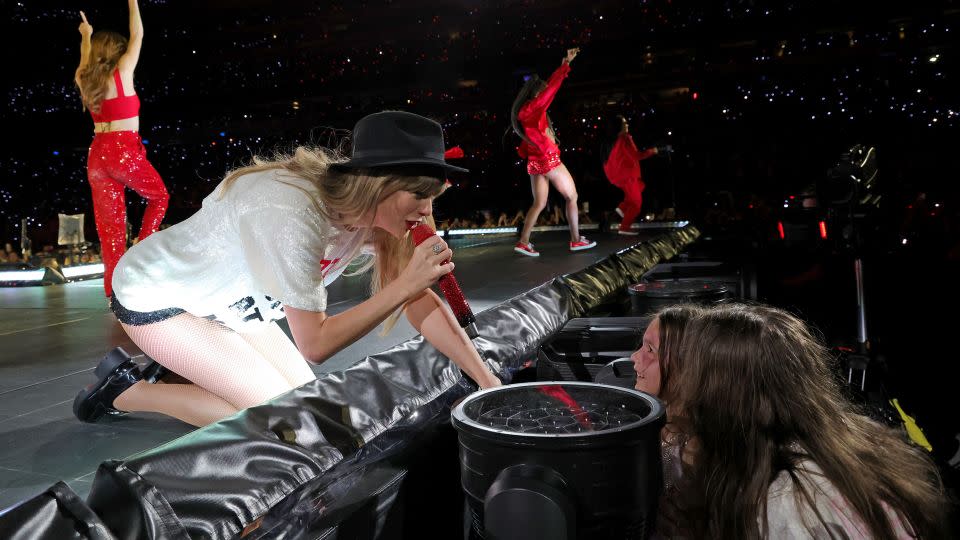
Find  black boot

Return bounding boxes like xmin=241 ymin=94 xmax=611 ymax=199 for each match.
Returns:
xmin=73 ymin=347 xmax=143 ymax=423
xmin=141 ymin=359 xmax=170 ymax=384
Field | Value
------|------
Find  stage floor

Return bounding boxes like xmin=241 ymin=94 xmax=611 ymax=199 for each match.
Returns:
xmin=0 ymin=229 xmax=667 ymax=511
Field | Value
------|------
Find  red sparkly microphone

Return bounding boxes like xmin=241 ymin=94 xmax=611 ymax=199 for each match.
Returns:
xmin=410 ymin=223 xmax=479 ymax=339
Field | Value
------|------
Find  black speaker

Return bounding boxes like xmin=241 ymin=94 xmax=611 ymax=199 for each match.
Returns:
xmin=627 ymin=280 xmax=729 ymax=317
xmin=452 ymin=382 xmax=665 ymax=540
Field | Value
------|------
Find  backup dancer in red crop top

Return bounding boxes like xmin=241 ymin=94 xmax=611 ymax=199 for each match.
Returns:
xmin=75 ymin=1 xmax=168 ymax=298
xmin=510 ymin=47 xmax=595 ymax=256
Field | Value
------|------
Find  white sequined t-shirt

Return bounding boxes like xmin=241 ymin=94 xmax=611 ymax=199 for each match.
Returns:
xmin=112 ymin=170 xmax=368 ymax=332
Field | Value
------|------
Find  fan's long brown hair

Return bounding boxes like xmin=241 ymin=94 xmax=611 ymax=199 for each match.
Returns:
xmin=661 ymin=303 xmax=948 ymax=539
xmin=652 ymin=304 xmax=706 ymax=395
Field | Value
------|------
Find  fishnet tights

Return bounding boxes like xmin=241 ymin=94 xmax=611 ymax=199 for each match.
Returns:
xmin=114 ymin=313 xmax=316 ymax=426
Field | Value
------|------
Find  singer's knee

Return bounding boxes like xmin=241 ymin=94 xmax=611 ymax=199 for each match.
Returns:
xmin=530 ymin=199 xmax=547 ymax=214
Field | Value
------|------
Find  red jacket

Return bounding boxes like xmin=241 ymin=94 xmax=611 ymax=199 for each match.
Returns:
xmin=516 ymin=62 xmax=571 ymax=161
xmin=603 ymin=132 xmax=656 ymax=190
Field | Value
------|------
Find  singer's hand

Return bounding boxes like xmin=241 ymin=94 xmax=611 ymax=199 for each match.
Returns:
xmin=401 ymin=237 xmax=454 ymax=296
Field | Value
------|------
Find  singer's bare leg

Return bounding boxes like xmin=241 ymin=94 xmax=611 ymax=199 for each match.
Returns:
xmin=519 ymin=173 xmax=550 ymax=245
xmin=543 ymin=163 xmax=580 ymax=243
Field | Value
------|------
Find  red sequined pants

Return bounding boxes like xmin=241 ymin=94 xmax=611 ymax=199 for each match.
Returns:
xmin=87 ymin=131 xmax=169 ymax=297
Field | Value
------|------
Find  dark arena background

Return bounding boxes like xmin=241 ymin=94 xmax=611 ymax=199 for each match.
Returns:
xmin=1 ymin=1 xmax=958 ymax=538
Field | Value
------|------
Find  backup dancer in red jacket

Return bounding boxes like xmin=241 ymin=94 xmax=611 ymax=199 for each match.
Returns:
xmin=510 ymin=48 xmax=596 ymax=257
xmin=604 ymin=116 xmax=658 ymax=235
xmin=74 ymin=1 xmax=169 ymax=298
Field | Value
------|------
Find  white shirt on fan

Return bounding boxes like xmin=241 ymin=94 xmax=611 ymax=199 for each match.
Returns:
xmin=112 ymin=170 xmax=370 ymax=332
xmin=766 ymin=460 xmax=914 ymax=539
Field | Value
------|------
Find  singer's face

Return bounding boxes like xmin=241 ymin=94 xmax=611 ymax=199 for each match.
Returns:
xmin=630 ymin=317 xmax=662 ymax=395
xmin=371 ymin=189 xmax=434 ymax=238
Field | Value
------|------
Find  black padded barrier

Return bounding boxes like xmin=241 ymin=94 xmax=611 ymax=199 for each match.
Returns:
xmin=1 ymin=226 xmax=698 ymax=539
xmin=0 ymin=481 xmax=115 ymax=540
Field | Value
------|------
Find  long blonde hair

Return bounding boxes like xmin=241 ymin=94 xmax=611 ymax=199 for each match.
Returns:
xmin=76 ymin=31 xmax=128 ymax=113
xmin=220 ymin=145 xmax=446 ymax=332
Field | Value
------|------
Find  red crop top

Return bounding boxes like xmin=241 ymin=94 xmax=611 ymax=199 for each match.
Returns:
xmin=516 ymin=62 xmax=570 ymax=161
xmin=89 ymin=70 xmax=140 ymax=123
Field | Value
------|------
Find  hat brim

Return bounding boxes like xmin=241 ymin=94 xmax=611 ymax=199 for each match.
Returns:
xmin=330 ymin=157 xmax=469 ymax=174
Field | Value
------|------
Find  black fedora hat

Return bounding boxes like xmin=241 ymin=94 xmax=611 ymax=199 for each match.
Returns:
xmin=332 ymin=111 xmax=468 ymax=173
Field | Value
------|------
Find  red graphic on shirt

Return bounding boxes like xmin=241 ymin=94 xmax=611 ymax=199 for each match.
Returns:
xmin=319 ymin=258 xmax=342 ymax=277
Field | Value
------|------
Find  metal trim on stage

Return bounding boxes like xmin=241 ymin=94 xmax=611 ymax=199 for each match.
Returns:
xmin=0 ymin=263 xmax=104 ymax=287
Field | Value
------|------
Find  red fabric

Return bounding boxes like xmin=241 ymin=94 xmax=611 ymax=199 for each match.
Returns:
xmin=516 ymin=62 xmax=571 ymax=161
xmin=90 ymin=70 xmax=141 ymax=123
xmin=87 ymin=131 xmax=168 ymax=297
xmin=603 ymin=133 xmax=655 ymax=188
xmin=617 ymin=182 xmax=644 ymax=232
xmin=443 ymin=147 xmax=463 ymax=186
xmin=604 ymin=133 xmax=656 ymax=230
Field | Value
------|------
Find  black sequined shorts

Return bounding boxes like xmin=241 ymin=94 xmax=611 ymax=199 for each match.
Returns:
xmin=111 ymin=293 xmax=186 ymax=326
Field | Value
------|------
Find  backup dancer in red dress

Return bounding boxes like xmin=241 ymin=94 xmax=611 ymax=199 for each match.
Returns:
xmin=75 ymin=1 xmax=169 ymax=298
xmin=604 ymin=116 xmax=658 ymax=235
xmin=510 ymin=48 xmax=596 ymax=257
